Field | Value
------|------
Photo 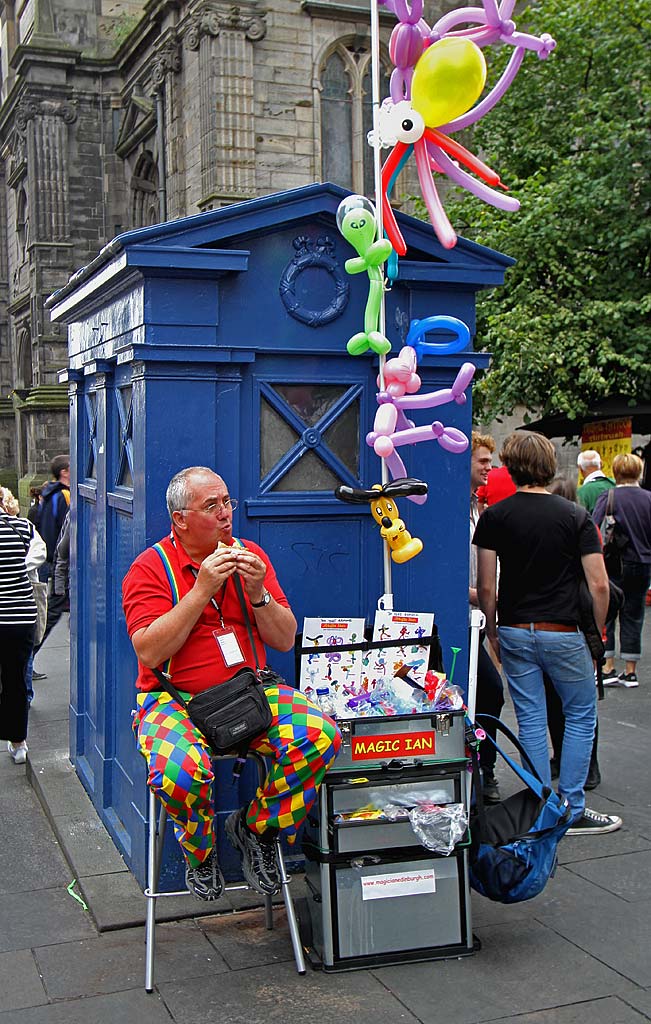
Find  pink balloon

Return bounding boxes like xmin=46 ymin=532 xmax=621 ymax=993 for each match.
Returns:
xmin=375 ymin=436 xmax=395 ymax=458
xmin=414 ymin=140 xmax=456 ymax=250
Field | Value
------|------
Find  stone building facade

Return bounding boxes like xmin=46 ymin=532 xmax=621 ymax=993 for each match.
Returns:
xmin=0 ymin=0 xmax=441 ymax=499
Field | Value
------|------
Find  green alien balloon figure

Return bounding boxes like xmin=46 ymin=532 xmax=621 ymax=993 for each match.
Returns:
xmin=336 ymin=195 xmax=393 ymax=356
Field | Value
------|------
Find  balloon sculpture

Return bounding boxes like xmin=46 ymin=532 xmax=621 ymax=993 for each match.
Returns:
xmin=372 ymin=0 xmax=556 ymax=251
xmin=336 ymin=195 xmax=393 ymax=356
xmin=367 ymin=347 xmax=475 ymax=499
xmin=335 ymin=478 xmax=428 ymax=563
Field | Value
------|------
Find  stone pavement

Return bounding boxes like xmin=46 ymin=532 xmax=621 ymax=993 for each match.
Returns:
xmin=1 ymin=616 xmax=650 ymax=1023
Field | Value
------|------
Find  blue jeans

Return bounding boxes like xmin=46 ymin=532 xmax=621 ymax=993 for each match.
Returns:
xmin=605 ymin=561 xmax=651 ymax=663
xmin=498 ymin=626 xmax=596 ymax=823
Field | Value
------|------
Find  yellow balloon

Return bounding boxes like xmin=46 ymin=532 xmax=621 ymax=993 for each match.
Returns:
xmin=411 ymin=37 xmax=487 ymax=127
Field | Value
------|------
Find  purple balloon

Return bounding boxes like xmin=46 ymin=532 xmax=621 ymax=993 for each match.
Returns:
xmin=390 ymin=21 xmax=425 ymax=67
xmin=393 ymin=0 xmax=423 ymax=25
xmin=426 ymin=140 xmax=521 ymax=211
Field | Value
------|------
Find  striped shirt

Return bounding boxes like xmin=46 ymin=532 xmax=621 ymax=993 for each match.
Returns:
xmin=0 ymin=514 xmax=37 ymax=626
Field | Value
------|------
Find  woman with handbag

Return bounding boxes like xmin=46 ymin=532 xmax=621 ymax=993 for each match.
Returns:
xmin=0 ymin=488 xmax=46 ymax=763
xmin=593 ymin=454 xmax=651 ymax=688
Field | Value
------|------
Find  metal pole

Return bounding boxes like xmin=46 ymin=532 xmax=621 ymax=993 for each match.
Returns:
xmin=370 ymin=0 xmax=393 ymax=609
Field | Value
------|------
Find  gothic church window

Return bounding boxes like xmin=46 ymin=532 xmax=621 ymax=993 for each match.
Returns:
xmin=16 ymin=187 xmax=28 ymax=262
xmin=16 ymin=327 xmax=32 ymax=388
xmin=130 ymin=151 xmax=160 ymax=228
xmin=319 ymin=42 xmax=388 ymax=196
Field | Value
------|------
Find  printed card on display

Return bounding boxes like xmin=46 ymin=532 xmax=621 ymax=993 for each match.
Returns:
xmin=366 ymin=609 xmax=434 ymax=708
xmin=299 ymin=617 xmax=365 ymax=715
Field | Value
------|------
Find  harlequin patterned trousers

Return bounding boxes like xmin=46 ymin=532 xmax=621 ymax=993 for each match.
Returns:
xmin=133 ymin=684 xmax=341 ymax=868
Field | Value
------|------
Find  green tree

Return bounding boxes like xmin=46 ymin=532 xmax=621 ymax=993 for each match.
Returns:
xmin=441 ymin=0 xmax=651 ymax=423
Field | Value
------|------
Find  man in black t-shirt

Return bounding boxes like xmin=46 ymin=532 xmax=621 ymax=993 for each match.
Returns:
xmin=473 ymin=432 xmax=621 ymax=837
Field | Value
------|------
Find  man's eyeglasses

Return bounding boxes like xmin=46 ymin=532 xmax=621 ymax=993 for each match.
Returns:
xmin=181 ymin=498 xmax=238 ymax=515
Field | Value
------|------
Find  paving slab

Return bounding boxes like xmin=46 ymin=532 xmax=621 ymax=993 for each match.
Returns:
xmin=531 ymin=869 xmax=651 ymax=988
xmin=0 ymin=786 xmax=70 ymax=895
xmin=199 ymin=906 xmax=296 ymax=969
xmin=0 ymin=988 xmax=175 ymax=1023
xmin=372 ymin=918 xmax=639 ymax=1024
xmin=565 ymin=849 xmax=651 ymax=903
xmin=623 ymin=988 xmax=651 ymax=1020
xmin=0 ymin=887 xmax=96 ymax=953
xmin=478 ymin=996 xmax=651 ymax=1024
xmin=0 ymin=949 xmax=48 ymax=1012
xmin=158 ymin=959 xmax=420 ymax=1024
xmin=34 ymin=920 xmax=226 ymax=1000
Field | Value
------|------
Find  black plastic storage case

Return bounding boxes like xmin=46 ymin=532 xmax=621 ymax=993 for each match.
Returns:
xmin=297 ymin=710 xmax=475 ymax=971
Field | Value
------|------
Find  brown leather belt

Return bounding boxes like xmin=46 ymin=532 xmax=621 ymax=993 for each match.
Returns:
xmin=509 ymin=622 xmax=579 ymax=633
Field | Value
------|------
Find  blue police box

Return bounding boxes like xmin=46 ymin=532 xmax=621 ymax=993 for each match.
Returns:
xmin=47 ymin=183 xmax=513 ymax=885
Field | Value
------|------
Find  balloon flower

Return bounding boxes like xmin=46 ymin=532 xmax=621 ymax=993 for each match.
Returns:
xmin=335 ymin=478 xmax=428 ymax=564
xmin=367 ymin=346 xmax=475 ymax=500
xmin=373 ymin=0 xmax=556 ymax=251
xmin=336 ymin=195 xmax=393 ymax=356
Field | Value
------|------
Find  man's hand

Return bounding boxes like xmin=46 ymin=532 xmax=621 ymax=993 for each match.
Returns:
xmin=487 ymin=632 xmax=501 ymax=663
xmin=233 ymin=547 xmax=267 ymax=604
xmin=194 ymin=546 xmax=238 ymax=598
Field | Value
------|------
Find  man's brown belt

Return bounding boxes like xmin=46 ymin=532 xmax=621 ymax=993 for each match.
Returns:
xmin=509 ymin=622 xmax=579 ymax=633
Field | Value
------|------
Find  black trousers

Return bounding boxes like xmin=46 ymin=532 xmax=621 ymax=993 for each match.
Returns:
xmin=0 ymin=623 xmax=34 ymax=743
xmin=544 ymin=672 xmax=599 ymax=767
xmin=475 ymin=637 xmax=505 ymax=772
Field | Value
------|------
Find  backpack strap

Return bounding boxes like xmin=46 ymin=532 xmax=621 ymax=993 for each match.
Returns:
xmin=474 ymin=714 xmax=551 ymax=800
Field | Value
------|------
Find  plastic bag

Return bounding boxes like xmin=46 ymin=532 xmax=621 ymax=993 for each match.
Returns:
xmin=408 ymin=802 xmax=468 ymax=855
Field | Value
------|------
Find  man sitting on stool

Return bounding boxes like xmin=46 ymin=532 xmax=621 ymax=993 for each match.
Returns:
xmin=122 ymin=466 xmax=341 ymax=900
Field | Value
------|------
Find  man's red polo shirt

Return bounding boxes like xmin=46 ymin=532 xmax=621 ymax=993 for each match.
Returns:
xmin=122 ymin=533 xmax=289 ymax=694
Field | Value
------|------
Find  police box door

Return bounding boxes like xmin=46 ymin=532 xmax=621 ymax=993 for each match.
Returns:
xmin=218 ymin=352 xmax=380 ymax=681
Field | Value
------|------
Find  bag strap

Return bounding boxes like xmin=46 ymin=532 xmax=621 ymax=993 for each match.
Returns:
xmin=573 ymin=505 xmax=605 ymax=700
xmin=231 ymin=570 xmax=261 ymax=674
xmin=606 ymin=486 xmax=615 ymax=517
xmin=2 ymin=514 xmax=31 ymax=555
xmin=474 ymin=714 xmax=551 ymax=800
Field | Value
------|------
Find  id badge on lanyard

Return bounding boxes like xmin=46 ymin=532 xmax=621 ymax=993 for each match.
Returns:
xmin=212 ymin=626 xmax=246 ymax=668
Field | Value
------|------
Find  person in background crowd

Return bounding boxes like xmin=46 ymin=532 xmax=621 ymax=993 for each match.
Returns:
xmin=469 ymin=432 xmax=505 ymax=803
xmin=32 ymin=509 xmax=71 ymax=679
xmin=577 ymin=450 xmax=614 ymax=514
xmin=476 ymin=444 xmax=517 ymax=511
xmin=594 ymin=453 xmax=651 ymax=688
xmin=474 ymin=432 xmax=621 ymax=836
xmin=32 ymin=455 xmax=70 ymax=584
xmin=544 ymin=475 xmax=602 ymax=790
xmin=0 ymin=486 xmax=46 ymax=763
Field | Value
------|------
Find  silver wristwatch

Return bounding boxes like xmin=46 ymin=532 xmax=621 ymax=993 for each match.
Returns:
xmin=251 ymin=589 xmax=271 ymax=608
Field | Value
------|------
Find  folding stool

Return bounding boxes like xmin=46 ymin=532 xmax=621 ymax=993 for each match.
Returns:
xmin=143 ymin=751 xmax=306 ymax=991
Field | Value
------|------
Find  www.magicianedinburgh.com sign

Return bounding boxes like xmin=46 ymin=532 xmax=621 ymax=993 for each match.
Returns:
xmin=351 ymin=731 xmax=436 ymax=760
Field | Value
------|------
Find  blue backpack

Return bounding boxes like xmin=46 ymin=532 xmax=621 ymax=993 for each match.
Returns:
xmin=469 ymin=716 xmax=572 ymax=904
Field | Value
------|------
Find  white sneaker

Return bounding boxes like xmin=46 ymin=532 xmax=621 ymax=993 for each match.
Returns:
xmin=7 ymin=741 xmax=28 ymax=764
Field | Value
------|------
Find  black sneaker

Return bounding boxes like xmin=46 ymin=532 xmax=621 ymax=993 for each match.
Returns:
xmin=566 ymin=808 xmax=622 ymax=836
xmin=617 ymin=672 xmax=639 ymax=688
xmin=185 ymin=846 xmax=225 ymax=901
xmin=602 ymin=669 xmax=621 ymax=686
xmin=225 ymin=809 xmax=281 ymax=896
xmin=481 ymin=769 xmax=501 ymax=804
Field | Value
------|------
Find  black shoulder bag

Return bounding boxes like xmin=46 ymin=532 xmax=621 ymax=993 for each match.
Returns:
xmin=151 ymin=555 xmax=272 ymax=778
xmin=600 ymin=488 xmax=628 ymax=577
